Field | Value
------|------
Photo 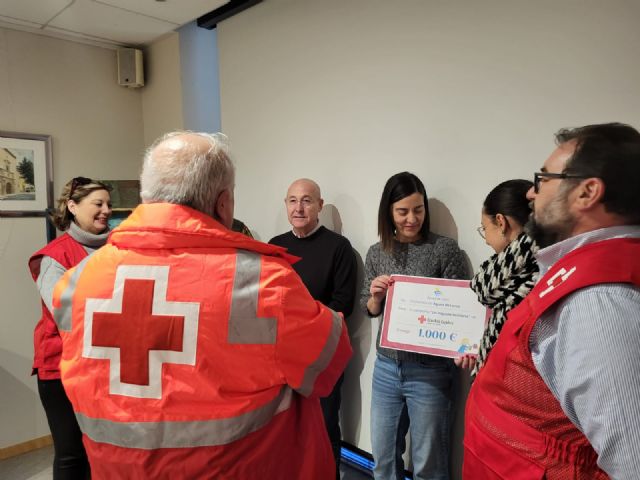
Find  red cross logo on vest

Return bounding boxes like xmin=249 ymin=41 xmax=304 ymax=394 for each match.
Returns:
xmin=539 ymin=266 xmax=577 ymax=298
xmin=83 ymin=265 xmax=200 ymax=399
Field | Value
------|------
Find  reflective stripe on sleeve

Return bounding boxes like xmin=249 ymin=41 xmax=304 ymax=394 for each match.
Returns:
xmin=228 ymin=250 xmax=277 ymax=344
xmin=54 ymin=256 xmax=92 ymax=332
xmin=76 ymin=386 xmax=293 ymax=449
xmin=296 ymin=309 xmax=343 ymax=397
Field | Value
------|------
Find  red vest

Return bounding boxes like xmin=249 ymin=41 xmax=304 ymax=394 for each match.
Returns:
xmin=53 ymin=204 xmax=352 ymax=479
xmin=28 ymin=233 xmax=88 ymax=379
xmin=464 ymin=238 xmax=640 ymax=479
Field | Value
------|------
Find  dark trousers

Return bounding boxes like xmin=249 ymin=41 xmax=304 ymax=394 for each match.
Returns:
xmin=37 ymin=378 xmax=90 ymax=480
xmin=321 ymin=373 xmax=344 ymax=480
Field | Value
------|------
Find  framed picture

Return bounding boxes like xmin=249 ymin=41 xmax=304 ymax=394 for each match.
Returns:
xmin=101 ymin=180 xmax=140 ymax=209
xmin=0 ymin=131 xmax=53 ymax=216
xmin=108 ymin=210 xmax=133 ymax=230
xmin=101 ymin=180 xmax=140 ymax=230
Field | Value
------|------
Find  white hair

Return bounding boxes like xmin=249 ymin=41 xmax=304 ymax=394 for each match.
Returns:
xmin=140 ymin=131 xmax=234 ymax=219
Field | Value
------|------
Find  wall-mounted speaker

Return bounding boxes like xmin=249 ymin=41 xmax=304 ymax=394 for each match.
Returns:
xmin=117 ymin=48 xmax=144 ymax=88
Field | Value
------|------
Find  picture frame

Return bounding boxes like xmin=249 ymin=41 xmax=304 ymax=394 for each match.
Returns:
xmin=101 ymin=180 xmax=140 ymax=210
xmin=100 ymin=180 xmax=140 ymax=230
xmin=0 ymin=130 xmax=53 ymax=216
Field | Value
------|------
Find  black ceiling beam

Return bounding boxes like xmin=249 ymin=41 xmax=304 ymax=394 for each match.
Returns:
xmin=197 ymin=0 xmax=263 ymax=30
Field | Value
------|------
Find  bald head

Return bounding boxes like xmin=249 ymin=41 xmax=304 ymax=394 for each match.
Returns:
xmin=151 ymin=133 xmax=215 ymax=168
xmin=285 ymin=178 xmax=324 ymax=237
xmin=140 ymin=131 xmax=235 ymax=225
xmin=287 ymin=178 xmax=322 ymax=200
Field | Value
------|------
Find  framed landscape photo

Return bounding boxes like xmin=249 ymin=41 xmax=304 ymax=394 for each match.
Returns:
xmin=0 ymin=131 xmax=53 ymax=216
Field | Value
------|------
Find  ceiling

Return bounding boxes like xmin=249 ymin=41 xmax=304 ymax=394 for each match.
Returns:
xmin=0 ymin=0 xmax=228 ymax=49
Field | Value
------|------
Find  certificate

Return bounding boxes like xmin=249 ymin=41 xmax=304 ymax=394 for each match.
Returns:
xmin=379 ymin=275 xmax=489 ymax=358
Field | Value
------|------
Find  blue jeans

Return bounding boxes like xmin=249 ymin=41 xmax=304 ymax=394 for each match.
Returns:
xmin=371 ymin=354 xmax=453 ymax=480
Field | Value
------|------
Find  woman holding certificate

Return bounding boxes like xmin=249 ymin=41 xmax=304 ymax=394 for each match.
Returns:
xmin=362 ymin=172 xmax=467 ymax=480
xmin=458 ymin=179 xmax=539 ymax=376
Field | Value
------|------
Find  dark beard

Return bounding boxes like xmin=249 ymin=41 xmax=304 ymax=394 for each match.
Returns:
xmin=525 ymin=194 xmax=576 ymax=249
xmin=524 ymin=216 xmax=561 ymax=249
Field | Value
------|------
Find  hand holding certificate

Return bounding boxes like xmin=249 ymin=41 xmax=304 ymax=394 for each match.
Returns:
xmin=380 ymin=275 xmax=489 ymax=358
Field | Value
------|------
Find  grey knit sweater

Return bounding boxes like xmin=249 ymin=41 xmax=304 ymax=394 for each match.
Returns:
xmin=360 ymin=232 xmax=469 ymax=364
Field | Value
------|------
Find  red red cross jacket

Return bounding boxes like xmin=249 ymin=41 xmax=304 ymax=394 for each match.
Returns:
xmin=52 ymin=203 xmax=353 ymax=479
xmin=464 ymin=238 xmax=640 ymax=479
xmin=29 ymin=233 xmax=88 ymax=379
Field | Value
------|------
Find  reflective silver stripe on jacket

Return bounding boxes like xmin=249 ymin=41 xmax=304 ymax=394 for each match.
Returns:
xmin=228 ymin=250 xmax=277 ymax=344
xmin=76 ymin=386 xmax=293 ymax=449
xmin=296 ymin=309 xmax=343 ymax=397
xmin=53 ymin=256 xmax=92 ymax=332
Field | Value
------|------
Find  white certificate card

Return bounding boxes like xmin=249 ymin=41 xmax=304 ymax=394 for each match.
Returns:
xmin=379 ymin=275 xmax=489 ymax=358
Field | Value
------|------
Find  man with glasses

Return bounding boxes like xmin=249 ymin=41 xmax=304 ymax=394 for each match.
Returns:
xmin=270 ymin=178 xmax=357 ymax=479
xmin=464 ymin=123 xmax=640 ymax=479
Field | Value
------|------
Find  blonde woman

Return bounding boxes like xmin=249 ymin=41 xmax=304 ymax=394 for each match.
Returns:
xmin=28 ymin=177 xmax=111 ymax=479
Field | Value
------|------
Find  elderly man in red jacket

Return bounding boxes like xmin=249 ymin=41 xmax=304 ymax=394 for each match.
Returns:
xmin=52 ymin=131 xmax=352 ymax=479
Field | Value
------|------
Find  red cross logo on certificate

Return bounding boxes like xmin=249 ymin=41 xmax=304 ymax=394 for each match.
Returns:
xmin=418 ymin=315 xmax=427 ymax=324
xmin=83 ymin=265 xmax=200 ymax=399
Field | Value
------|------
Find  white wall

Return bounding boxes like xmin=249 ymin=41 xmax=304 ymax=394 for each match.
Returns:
xmin=141 ymin=32 xmax=184 ymax=146
xmin=217 ymin=0 xmax=640 ymax=473
xmin=0 ymin=27 xmax=144 ymax=449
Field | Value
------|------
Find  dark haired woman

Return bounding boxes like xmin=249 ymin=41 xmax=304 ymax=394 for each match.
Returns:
xmin=361 ymin=172 xmax=467 ymax=480
xmin=457 ymin=179 xmax=539 ymax=377
xmin=28 ymin=177 xmax=112 ymax=479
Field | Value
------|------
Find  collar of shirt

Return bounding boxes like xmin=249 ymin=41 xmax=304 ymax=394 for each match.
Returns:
xmin=535 ymin=225 xmax=640 ymax=276
xmin=292 ymin=221 xmax=322 ymax=239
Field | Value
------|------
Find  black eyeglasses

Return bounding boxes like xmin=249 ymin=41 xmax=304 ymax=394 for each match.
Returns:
xmin=476 ymin=226 xmax=486 ymax=239
xmin=69 ymin=176 xmax=92 ymax=196
xmin=533 ymin=172 xmax=591 ymax=194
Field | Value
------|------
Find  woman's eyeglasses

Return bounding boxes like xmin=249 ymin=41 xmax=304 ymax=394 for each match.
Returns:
xmin=69 ymin=176 xmax=92 ymax=196
xmin=476 ymin=226 xmax=486 ymax=239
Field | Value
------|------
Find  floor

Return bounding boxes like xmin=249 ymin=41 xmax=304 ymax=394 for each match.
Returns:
xmin=0 ymin=445 xmax=373 ymax=479
xmin=0 ymin=446 xmax=53 ymax=480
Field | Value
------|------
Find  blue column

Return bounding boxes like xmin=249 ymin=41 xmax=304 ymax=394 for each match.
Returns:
xmin=177 ymin=21 xmax=221 ymax=133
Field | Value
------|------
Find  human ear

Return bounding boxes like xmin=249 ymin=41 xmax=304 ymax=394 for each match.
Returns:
xmin=215 ymin=189 xmax=233 ymax=228
xmin=494 ymin=213 xmax=508 ymax=234
xmin=576 ymin=178 xmax=605 ymax=209
xmin=67 ymin=200 xmax=77 ymax=216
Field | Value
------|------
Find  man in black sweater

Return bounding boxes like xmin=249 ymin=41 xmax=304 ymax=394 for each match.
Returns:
xmin=269 ymin=178 xmax=357 ymax=479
